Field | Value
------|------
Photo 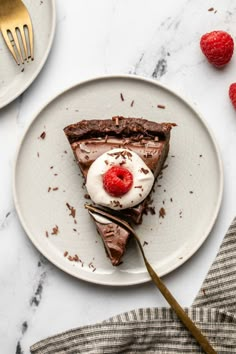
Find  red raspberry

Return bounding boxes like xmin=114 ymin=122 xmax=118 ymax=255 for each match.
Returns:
xmin=200 ymin=30 xmax=234 ymax=68
xmin=103 ymin=166 xmax=133 ymax=197
xmin=229 ymin=83 xmax=236 ymax=109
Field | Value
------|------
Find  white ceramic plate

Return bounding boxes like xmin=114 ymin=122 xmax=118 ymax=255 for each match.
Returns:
xmin=0 ymin=0 xmax=56 ymax=109
xmin=13 ymin=75 xmax=223 ymax=286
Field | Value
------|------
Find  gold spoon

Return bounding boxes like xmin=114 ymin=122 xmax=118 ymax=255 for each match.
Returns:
xmin=85 ymin=204 xmax=216 ymax=354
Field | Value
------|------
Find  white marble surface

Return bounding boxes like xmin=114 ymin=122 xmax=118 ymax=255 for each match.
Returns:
xmin=1 ymin=0 xmax=236 ymax=353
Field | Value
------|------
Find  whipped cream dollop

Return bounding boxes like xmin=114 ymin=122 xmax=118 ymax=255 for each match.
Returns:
xmin=86 ymin=148 xmax=154 ymax=210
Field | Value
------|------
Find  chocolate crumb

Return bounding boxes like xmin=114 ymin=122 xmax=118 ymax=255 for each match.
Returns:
xmin=134 ymin=185 xmax=142 ymax=188
xmin=130 ymin=100 xmax=134 ymax=107
xmin=92 ymin=267 xmax=96 ymax=272
xmin=73 ymin=228 xmax=77 ymax=232
xmin=208 ymin=7 xmax=214 ymax=11
xmin=21 ymin=68 xmax=25 ymax=72
xmin=64 ymin=150 xmax=68 ymax=154
xmin=157 ymin=104 xmax=166 ymax=109
xmin=48 ymin=187 xmax=51 ymax=193
xmin=199 ymin=154 xmax=203 ymax=158
xmin=170 ymin=198 xmax=173 ymax=202
xmin=45 ymin=231 xmax=49 ymax=238
xmin=52 ymin=187 xmax=59 ymax=191
xmin=66 ymin=203 xmax=76 ymax=218
xmin=64 ymin=251 xmax=68 ymax=257
xmin=50 ymin=166 xmax=54 ymax=169
xmin=68 ymin=256 xmax=73 ymax=261
xmin=54 ymin=173 xmax=58 ymax=176
xmin=39 ymin=131 xmax=46 ymax=140
xmin=51 ymin=225 xmax=59 ymax=235
xmin=143 ymin=241 xmax=149 ymax=247
xmin=159 ymin=207 xmax=166 ymax=218
xmin=162 ymin=164 xmax=168 ymax=170
xmin=120 ymin=93 xmax=124 ymax=101
xmin=37 ymin=152 xmax=40 ymax=158
xmin=84 ymin=194 xmax=90 ymax=199
xmin=189 ymin=191 xmax=194 ymax=194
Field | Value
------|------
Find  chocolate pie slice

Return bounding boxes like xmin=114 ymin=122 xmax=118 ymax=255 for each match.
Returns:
xmin=64 ymin=116 xmax=174 ymax=265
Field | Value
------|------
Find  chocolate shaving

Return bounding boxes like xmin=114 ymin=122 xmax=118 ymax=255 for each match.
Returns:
xmin=45 ymin=231 xmax=49 ymax=238
xmin=39 ymin=131 xmax=46 ymax=140
xmin=159 ymin=207 xmax=166 ymax=218
xmin=120 ymin=93 xmax=124 ymax=101
xmin=111 ymin=200 xmax=122 ymax=208
xmin=143 ymin=241 xmax=149 ymax=247
xmin=52 ymin=187 xmax=59 ymax=191
xmin=48 ymin=187 xmax=51 ymax=193
xmin=140 ymin=167 xmax=149 ymax=174
xmin=157 ymin=104 xmax=166 ymax=109
xmin=73 ymin=254 xmax=79 ymax=262
xmin=64 ymin=251 xmax=68 ymax=257
xmin=51 ymin=225 xmax=59 ymax=235
xmin=130 ymin=100 xmax=134 ymax=107
xmin=66 ymin=203 xmax=76 ymax=218
xmin=108 ymin=150 xmax=132 ymax=161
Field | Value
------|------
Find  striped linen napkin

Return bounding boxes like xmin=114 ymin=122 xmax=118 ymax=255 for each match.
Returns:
xmin=31 ymin=218 xmax=236 ymax=353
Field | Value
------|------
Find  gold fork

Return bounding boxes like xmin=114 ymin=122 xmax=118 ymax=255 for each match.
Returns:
xmin=85 ymin=204 xmax=217 ymax=354
xmin=0 ymin=0 xmax=34 ymax=65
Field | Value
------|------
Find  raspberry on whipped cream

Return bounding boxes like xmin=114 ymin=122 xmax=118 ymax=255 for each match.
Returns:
xmin=86 ymin=148 xmax=155 ymax=210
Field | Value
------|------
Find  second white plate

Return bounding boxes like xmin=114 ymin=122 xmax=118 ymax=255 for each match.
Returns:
xmin=0 ymin=0 xmax=56 ymax=109
xmin=13 ymin=75 xmax=223 ymax=286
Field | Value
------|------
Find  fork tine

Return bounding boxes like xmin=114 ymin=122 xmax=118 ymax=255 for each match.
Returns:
xmin=1 ymin=28 xmax=20 ymax=65
xmin=26 ymin=22 xmax=34 ymax=60
xmin=17 ymin=26 xmax=27 ymax=61
xmin=10 ymin=29 xmax=24 ymax=64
